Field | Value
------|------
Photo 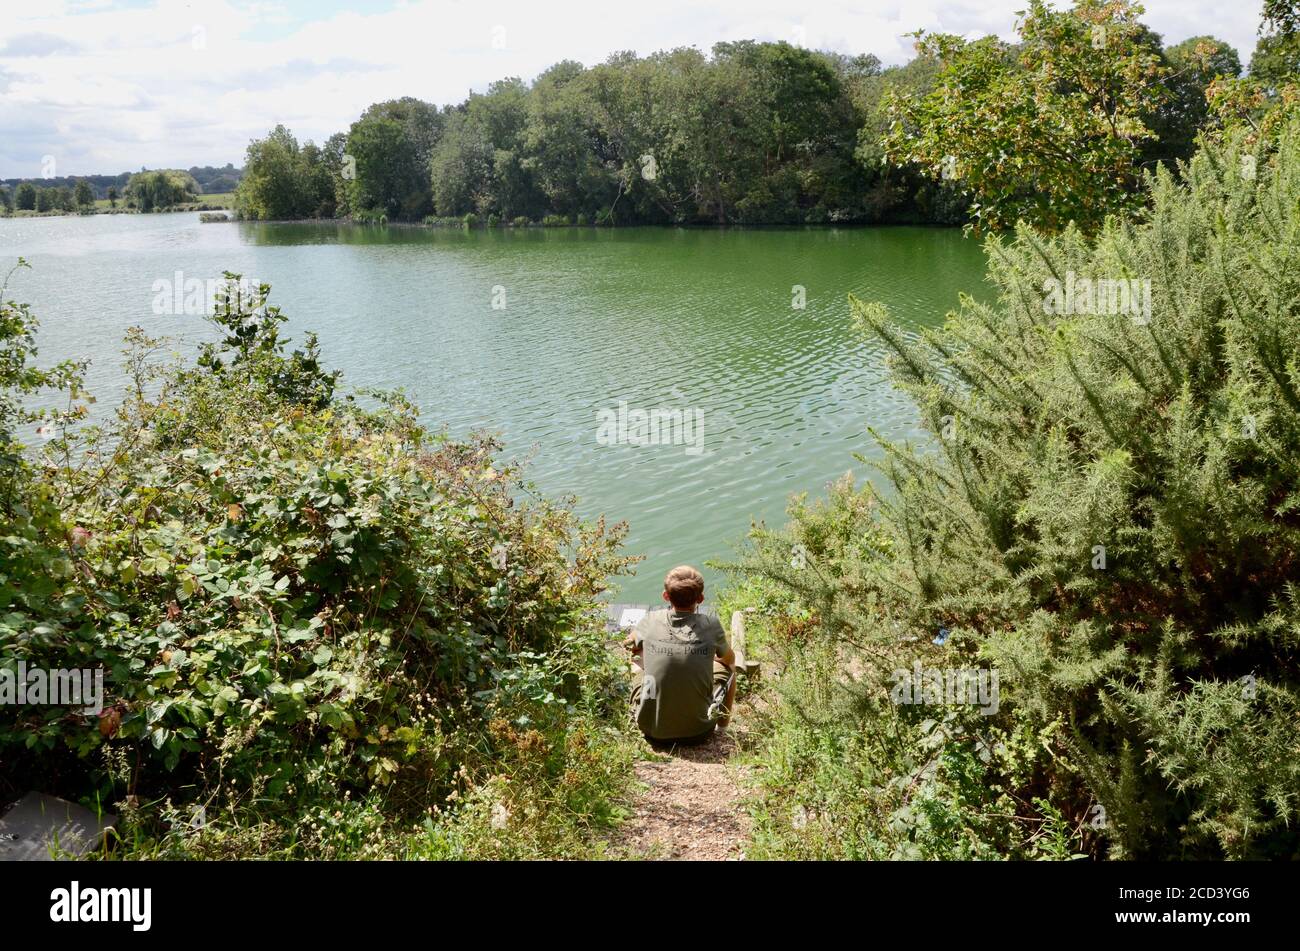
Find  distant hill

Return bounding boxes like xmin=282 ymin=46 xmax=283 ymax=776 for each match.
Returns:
xmin=0 ymin=163 xmax=242 ymax=199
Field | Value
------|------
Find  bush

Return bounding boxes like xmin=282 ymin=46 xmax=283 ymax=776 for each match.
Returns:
xmin=123 ymin=170 xmax=200 ymax=212
xmin=0 ymin=272 xmax=639 ymax=857
xmin=733 ymin=116 xmax=1300 ymax=860
xmin=511 ymin=216 xmax=531 ymax=228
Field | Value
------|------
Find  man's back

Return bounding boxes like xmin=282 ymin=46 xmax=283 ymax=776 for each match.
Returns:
xmin=632 ymin=608 xmax=730 ymax=740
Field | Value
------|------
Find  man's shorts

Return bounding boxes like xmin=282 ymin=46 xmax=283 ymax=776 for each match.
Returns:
xmin=630 ymin=659 xmax=731 ymax=745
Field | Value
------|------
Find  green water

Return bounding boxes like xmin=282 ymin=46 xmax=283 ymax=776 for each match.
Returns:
xmin=2 ymin=213 xmax=989 ymax=601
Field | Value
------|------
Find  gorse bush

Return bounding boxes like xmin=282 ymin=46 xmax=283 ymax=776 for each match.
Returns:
xmin=0 ymin=276 xmax=637 ymax=856
xmin=736 ymin=116 xmax=1300 ymax=859
xmin=729 ymin=482 xmax=1082 ymax=861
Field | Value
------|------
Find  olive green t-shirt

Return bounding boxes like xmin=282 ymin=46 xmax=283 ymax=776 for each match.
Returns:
xmin=632 ymin=609 xmax=730 ymax=740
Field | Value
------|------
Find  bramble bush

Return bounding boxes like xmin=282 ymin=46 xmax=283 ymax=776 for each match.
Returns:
xmin=0 ymin=273 xmax=638 ymax=857
xmin=733 ymin=115 xmax=1300 ymax=860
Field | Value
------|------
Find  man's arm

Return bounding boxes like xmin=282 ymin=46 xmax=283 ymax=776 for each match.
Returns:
xmin=623 ymin=628 xmax=643 ymax=668
xmin=716 ymin=633 xmax=737 ymax=726
xmin=715 ymin=621 xmax=735 ymax=669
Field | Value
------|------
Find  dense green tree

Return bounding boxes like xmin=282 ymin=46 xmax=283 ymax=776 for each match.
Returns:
xmin=107 ymin=185 xmax=118 ymax=208
xmin=35 ymin=188 xmax=55 ymax=212
xmin=235 ymin=126 xmax=331 ymax=220
xmin=719 ymin=41 xmax=867 ymax=222
xmin=186 ymin=163 xmax=243 ymax=193
xmin=357 ymin=98 xmax=444 ymax=171
xmin=820 ymin=50 xmax=884 ymax=91
xmin=73 ymin=178 xmax=94 ymax=211
xmin=429 ymin=112 xmax=494 ymax=216
xmin=469 ymin=78 xmax=542 ymax=218
xmin=1205 ymin=3 xmax=1300 ymax=137
xmin=299 ymin=141 xmax=337 ymax=218
xmin=1251 ymin=0 xmax=1300 ymax=89
xmin=642 ymin=47 xmax=743 ymax=223
xmin=124 ymin=169 xmax=199 ymax=211
xmin=0 ymin=187 xmax=11 ymax=214
xmin=430 ymin=79 xmax=544 ymax=219
xmin=14 ymin=183 xmax=36 ymax=211
xmin=1142 ymin=36 xmax=1241 ymax=171
xmin=885 ymin=0 xmax=1170 ymax=234
xmin=321 ymin=131 xmax=351 ymax=218
xmin=581 ymin=51 xmax=675 ymax=223
xmin=345 ymin=116 xmax=419 ymax=218
xmin=523 ymin=61 xmax=616 ymax=218
xmin=346 ymin=98 xmax=443 ymax=219
xmin=850 ymin=55 xmax=967 ymax=224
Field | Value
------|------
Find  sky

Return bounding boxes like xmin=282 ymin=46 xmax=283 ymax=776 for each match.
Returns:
xmin=0 ymin=0 xmax=1268 ymax=178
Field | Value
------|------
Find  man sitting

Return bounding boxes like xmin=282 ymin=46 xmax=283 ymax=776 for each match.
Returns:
xmin=626 ymin=566 xmax=736 ymax=745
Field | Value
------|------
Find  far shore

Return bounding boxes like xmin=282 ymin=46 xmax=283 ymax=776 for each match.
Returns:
xmin=2 ymin=192 xmax=233 ymax=219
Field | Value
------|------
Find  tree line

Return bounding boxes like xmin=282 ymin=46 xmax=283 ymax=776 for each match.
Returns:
xmin=2 ymin=171 xmax=197 ymax=215
xmin=235 ymin=0 xmax=1271 ymax=232
xmin=0 ymin=180 xmax=97 ymax=214
xmin=0 ymin=165 xmax=241 ymax=216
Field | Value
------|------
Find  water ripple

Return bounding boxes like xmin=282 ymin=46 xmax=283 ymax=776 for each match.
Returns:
xmin=6 ymin=215 xmax=989 ymax=600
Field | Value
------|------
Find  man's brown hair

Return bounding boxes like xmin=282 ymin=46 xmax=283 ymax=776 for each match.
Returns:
xmin=664 ymin=565 xmax=705 ymax=610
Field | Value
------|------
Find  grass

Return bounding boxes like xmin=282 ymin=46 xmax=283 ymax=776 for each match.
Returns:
xmin=99 ymin=716 xmax=641 ymax=860
xmin=88 ymin=191 xmax=235 ymax=211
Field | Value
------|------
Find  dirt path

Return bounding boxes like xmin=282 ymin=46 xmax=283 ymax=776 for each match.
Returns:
xmin=613 ymin=726 xmax=750 ymax=861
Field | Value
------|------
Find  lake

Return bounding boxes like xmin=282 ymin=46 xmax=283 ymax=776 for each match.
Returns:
xmin=1 ymin=212 xmax=989 ymax=601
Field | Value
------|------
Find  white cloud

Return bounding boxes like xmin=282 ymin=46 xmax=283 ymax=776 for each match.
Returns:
xmin=0 ymin=0 xmax=1267 ymax=176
